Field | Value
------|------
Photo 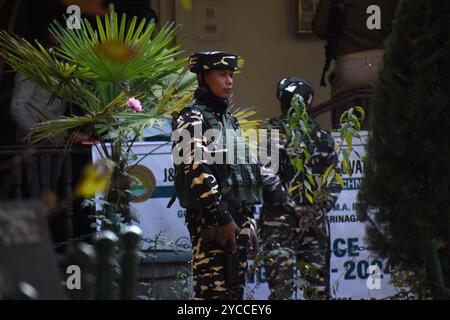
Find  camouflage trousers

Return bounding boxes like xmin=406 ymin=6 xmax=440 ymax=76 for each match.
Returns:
xmin=186 ymin=209 xmax=252 ymax=300
xmin=259 ymin=206 xmax=330 ymax=300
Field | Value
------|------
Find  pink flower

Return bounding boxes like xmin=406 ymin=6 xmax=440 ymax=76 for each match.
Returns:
xmin=127 ymin=97 xmax=142 ymax=112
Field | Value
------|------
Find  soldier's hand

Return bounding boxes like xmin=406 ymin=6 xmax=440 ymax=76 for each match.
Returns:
xmin=249 ymin=229 xmax=258 ymax=259
xmin=218 ymin=221 xmax=240 ymax=254
xmin=294 ymin=206 xmax=307 ymax=218
xmin=298 ymin=211 xmax=313 ymax=232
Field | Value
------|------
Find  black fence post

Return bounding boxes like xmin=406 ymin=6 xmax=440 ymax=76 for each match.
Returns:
xmin=13 ymin=156 xmax=22 ymax=199
xmin=120 ymin=226 xmax=142 ymax=300
xmin=62 ymin=155 xmax=74 ymax=240
xmin=95 ymin=231 xmax=118 ymax=300
xmin=65 ymin=243 xmax=96 ymax=300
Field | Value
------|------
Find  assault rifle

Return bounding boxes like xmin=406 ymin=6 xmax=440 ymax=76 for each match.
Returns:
xmin=320 ymin=0 xmax=345 ymax=87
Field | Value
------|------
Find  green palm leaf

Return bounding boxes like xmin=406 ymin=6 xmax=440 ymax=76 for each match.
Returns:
xmin=49 ymin=13 xmax=186 ymax=83
xmin=0 ymin=31 xmax=99 ymax=108
xmin=30 ymin=91 xmax=129 ymax=143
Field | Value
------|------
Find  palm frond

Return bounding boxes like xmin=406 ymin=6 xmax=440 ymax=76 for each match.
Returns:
xmin=31 ymin=91 xmax=129 ymax=142
xmin=49 ymin=13 xmax=186 ymax=82
xmin=114 ymin=69 xmax=196 ymax=136
xmin=231 ymin=106 xmax=264 ymax=131
xmin=236 ymin=56 xmax=245 ymax=74
xmin=0 ymin=30 xmax=99 ymax=108
xmin=1 ymin=12 xmax=196 ymax=145
xmin=30 ymin=114 xmax=94 ymax=143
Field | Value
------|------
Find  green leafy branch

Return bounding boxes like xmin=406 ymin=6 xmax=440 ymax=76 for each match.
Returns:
xmin=285 ymin=95 xmax=365 ymax=206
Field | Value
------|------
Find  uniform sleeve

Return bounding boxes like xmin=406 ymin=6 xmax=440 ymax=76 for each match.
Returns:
xmin=261 ymin=164 xmax=299 ymax=213
xmin=260 ymin=125 xmax=298 ymax=213
xmin=312 ymin=0 xmax=332 ymax=39
xmin=172 ymin=109 xmax=233 ymax=226
xmin=312 ymin=129 xmax=342 ymax=216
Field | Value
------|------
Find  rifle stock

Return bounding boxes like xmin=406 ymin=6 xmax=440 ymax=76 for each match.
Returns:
xmin=224 ymin=238 xmax=240 ymax=299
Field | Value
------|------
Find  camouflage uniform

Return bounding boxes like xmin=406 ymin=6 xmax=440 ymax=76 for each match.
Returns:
xmin=171 ymin=52 xmax=263 ymax=300
xmin=259 ymin=77 xmax=341 ymax=300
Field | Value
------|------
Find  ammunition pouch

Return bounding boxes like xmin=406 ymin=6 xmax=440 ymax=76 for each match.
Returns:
xmin=172 ymin=103 xmax=264 ymax=209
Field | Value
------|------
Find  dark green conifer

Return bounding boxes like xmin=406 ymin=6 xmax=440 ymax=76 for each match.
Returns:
xmin=359 ymin=0 xmax=450 ymax=293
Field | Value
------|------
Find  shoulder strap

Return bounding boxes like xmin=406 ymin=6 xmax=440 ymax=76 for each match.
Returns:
xmin=320 ymin=0 xmax=345 ymax=87
xmin=191 ymin=104 xmax=222 ymax=131
xmin=224 ymin=110 xmax=239 ymax=130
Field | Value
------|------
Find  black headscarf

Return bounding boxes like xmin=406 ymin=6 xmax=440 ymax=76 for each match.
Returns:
xmin=194 ymin=86 xmax=229 ymax=114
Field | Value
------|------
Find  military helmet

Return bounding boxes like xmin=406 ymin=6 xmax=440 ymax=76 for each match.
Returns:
xmin=189 ymin=51 xmax=239 ymax=73
xmin=276 ymin=77 xmax=314 ymax=107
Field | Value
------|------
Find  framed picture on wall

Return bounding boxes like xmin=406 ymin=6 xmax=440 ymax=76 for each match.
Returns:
xmin=297 ymin=0 xmax=320 ymax=37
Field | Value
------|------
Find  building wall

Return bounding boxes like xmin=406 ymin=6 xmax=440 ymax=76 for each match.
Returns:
xmin=156 ymin=0 xmax=333 ymax=129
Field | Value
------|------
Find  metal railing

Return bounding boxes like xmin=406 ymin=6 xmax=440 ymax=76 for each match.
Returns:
xmin=0 ymin=144 xmax=92 ymax=241
xmin=310 ymin=89 xmax=374 ymax=129
xmin=0 ymin=144 xmax=193 ymax=300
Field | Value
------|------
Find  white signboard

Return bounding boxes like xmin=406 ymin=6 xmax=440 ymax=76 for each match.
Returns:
xmin=92 ymin=142 xmax=191 ymax=250
xmin=328 ymin=131 xmax=396 ymax=299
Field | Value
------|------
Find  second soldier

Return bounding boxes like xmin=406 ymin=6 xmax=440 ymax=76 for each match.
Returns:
xmin=259 ymin=77 xmax=341 ymax=299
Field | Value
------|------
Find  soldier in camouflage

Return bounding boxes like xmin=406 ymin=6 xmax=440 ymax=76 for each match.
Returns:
xmin=170 ymin=52 xmax=262 ymax=300
xmin=259 ymin=77 xmax=341 ymax=299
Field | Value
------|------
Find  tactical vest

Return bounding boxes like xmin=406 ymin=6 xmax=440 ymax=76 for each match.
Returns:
xmin=172 ymin=103 xmax=263 ymax=209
